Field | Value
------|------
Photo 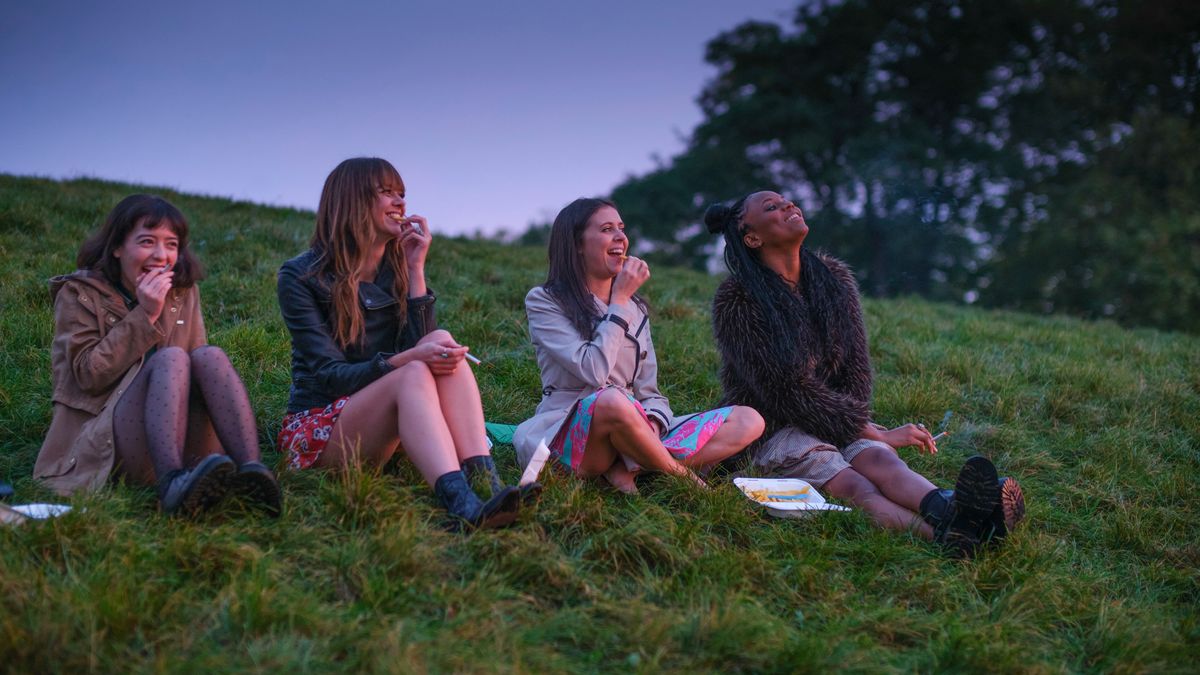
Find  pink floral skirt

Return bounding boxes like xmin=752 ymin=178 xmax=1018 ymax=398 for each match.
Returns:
xmin=277 ymin=396 xmax=350 ymax=470
xmin=550 ymin=387 xmax=733 ymax=472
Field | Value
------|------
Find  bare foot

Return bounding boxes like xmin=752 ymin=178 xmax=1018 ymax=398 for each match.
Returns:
xmin=603 ymin=462 xmax=639 ymax=494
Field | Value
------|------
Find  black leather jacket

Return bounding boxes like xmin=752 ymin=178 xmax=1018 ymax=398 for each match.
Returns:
xmin=278 ymin=249 xmax=436 ymax=412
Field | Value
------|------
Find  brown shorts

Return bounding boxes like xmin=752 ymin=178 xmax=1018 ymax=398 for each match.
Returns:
xmin=748 ymin=427 xmax=892 ymax=488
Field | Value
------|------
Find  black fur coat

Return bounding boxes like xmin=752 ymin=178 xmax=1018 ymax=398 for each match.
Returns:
xmin=712 ymin=253 xmax=873 ymax=448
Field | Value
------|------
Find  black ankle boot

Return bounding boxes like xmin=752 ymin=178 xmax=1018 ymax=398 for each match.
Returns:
xmin=433 ymin=470 xmax=520 ymax=532
xmin=933 ymin=456 xmax=1001 ymax=559
xmin=462 ymin=455 xmax=543 ymax=507
xmin=919 ymin=488 xmax=954 ymax=530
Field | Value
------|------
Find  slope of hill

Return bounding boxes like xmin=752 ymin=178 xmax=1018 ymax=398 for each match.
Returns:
xmin=1 ymin=175 xmax=1197 ymax=672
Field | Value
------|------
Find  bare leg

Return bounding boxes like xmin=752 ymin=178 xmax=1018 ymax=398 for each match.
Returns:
xmin=423 ymin=330 xmax=490 ymax=462
xmin=679 ymin=406 xmax=764 ymax=469
xmin=575 ymin=389 xmax=702 ymax=485
xmin=315 ymin=360 xmax=460 ymax=485
xmin=112 ymin=347 xmax=194 ymax=485
xmin=187 ymin=346 xmax=261 ymax=466
xmin=824 ymin=467 xmax=933 ymax=539
xmin=849 ymin=445 xmax=938 ymax=512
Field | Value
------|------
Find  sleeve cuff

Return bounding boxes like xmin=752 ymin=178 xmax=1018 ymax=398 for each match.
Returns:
xmin=604 ymin=300 xmax=638 ymax=326
xmin=373 ymin=352 xmax=395 ymax=374
xmin=409 ymin=291 xmax=436 ymax=305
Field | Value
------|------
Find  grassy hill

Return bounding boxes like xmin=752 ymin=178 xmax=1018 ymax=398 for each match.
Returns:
xmin=1 ymin=174 xmax=1197 ymax=673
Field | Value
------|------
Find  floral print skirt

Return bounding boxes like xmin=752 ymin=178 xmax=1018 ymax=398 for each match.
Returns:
xmin=277 ymin=396 xmax=351 ymax=470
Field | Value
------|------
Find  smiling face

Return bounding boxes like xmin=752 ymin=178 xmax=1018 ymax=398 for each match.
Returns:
xmin=371 ymin=181 xmax=407 ymax=242
xmin=112 ymin=219 xmax=180 ymax=291
xmin=740 ymin=191 xmax=808 ymax=250
xmin=578 ymin=205 xmax=628 ymax=283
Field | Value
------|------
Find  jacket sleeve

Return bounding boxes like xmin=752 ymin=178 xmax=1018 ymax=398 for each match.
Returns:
xmin=188 ymin=286 xmax=209 ymax=352
xmin=630 ymin=321 xmax=673 ymax=433
xmin=56 ymin=283 xmax=161 ymax=395
xmin=526 ymin=287 xmax=638 ymax=389
xmin=399 ymin=292 xmax=437 ymax=348
xmin=277 ymin=263 xmax=394 ymax=398
xmin=713 ymin=281 xmax=869 ymax=447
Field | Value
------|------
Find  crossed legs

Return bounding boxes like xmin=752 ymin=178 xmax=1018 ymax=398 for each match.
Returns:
xmin=575 ymin=389 xmax=763 ymax=488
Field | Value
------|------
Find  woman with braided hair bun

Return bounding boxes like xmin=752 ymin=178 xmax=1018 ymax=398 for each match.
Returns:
xmin=705 ymin=192 xmax=1025 ymax=558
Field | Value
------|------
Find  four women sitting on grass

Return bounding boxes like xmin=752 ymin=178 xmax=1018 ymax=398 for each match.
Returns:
xmin=31 ymin=162 xmax=1024 ymax=557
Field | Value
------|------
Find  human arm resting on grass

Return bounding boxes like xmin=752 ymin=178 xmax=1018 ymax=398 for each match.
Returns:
xmin=713 ymin=277 xmax=870 ymax=447
xmin=525 ymin=285 xmax=639 ymax=389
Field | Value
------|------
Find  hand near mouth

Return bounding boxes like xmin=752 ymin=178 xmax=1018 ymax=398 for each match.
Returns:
xmin=134 ymin=264 xmax=175 ymax=323
xmin=611 ymin=255 xmax=650 ymax=304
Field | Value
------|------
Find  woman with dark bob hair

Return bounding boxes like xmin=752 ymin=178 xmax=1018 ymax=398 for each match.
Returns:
xmin=705 ymin=191 xmax=1024 ymax=557
xmin=276 ymin=157 xmax=525 ymax=530
xmin=34 ymin=194 xmax=281 ymax=517
xmin=513 ymin=197 xmax=764 ymax=492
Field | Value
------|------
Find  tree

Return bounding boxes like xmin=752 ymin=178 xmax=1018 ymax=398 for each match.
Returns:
xmin=608 ymin=0 xmax=1200 ymax=332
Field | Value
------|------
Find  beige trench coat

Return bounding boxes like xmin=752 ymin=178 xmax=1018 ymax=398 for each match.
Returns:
xmin=33 ymin=271 xmax=206 ymax=495
xmin=512 ymin=286 xmax=673 ymax=468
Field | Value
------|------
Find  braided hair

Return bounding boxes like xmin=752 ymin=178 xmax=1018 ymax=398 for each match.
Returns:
xmin=704 ymin=198 xmax=855 ymax=367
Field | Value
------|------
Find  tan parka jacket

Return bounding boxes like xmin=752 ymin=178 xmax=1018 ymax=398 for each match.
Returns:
xmin=34 ymin=270 xmax=205 ymax=495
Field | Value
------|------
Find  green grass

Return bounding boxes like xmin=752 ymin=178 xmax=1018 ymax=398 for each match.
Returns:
xmin=2 ymin=174 xmax=1198 ymax=673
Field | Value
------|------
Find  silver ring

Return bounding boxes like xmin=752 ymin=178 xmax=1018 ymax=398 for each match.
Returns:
xmin=440 ymin=352 xmax=450 ymax=358
xmin=917 ymin=423 xmax=926 ymax=429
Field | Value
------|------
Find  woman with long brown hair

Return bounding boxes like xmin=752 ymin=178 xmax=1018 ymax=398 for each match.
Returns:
xmin=276 ymin=157 xmax=524 ymax=530
xmin=513 ymin=197 xmax=764 ymax=492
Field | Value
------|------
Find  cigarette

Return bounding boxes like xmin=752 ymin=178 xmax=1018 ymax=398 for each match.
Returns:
xmin=465 ymin=353 xmax=482 ymax=366
xmin=931 ymin=431 xmax=949 ymax=441
xmin=620 ymin=255 xmax=628 ymax=261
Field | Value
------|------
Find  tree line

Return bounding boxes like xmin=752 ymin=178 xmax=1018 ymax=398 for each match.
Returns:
xmin=585 ymin=0 xmax=1199 ymax=333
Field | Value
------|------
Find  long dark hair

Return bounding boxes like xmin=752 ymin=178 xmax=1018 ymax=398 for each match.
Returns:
xmin=311 ymin=157 xmax=409 ymax=349
xmin=544 ymin=197 xmax=646 ymax=339
xmin=77 ymin=194 xmax=204 ymax=289
xmin=704 ymin=197 xmax=853 ymax=364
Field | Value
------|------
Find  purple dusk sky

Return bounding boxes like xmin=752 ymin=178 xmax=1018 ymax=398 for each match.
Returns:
xmin=1 ymin=0 xmax=797 ymax=235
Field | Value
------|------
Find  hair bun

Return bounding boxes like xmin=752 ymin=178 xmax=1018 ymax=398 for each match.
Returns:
xmin=704 ymin=203 xmax=733 ymax=234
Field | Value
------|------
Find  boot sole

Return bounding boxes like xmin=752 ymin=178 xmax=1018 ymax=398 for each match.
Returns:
xmin=231 ymin=468 xmax=283 ymax=518
xmin=477 ymin=488 xmax=521 ymax=530
xmin=945 ymin=456 xmax=1001 ymax=558
xmin=178 ymin=455 xmax=235 ymax=516
xmin=1000 ymin=477 xmax=1025 ymax=531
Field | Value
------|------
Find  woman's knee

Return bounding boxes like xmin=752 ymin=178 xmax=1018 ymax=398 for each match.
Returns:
xmin=825 ymin=468 xmax=881 ymax=503
xmin=189 ymin=345 xmax=231 ymax=372
xmin=592 ymin=389 xmax=639 ymax=426
xmin=854 ymin=445 xmax=906 ymax=472
xmin=727 ymin=406 xmax=765 ymax=441
xmin=148 ymin=345 xmax=189 ymax=370
xmin=417 ymin=329 xmax=454 ymax=344
xmin=390 ymin=359 xmax=435 ymax=390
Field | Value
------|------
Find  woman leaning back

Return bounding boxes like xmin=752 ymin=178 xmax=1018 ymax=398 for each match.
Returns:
xmin=705 ymin=192 xmax=1025 ymax=558
xmin=513 ymin=197 xmax=764 ymax=492
xmin=34 ymin=194 xmax=281 ymax=516
xmin=276 ymin=157 xmax=528 ymax=530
